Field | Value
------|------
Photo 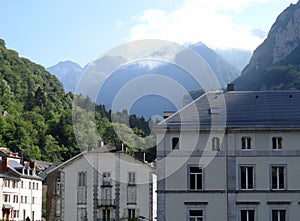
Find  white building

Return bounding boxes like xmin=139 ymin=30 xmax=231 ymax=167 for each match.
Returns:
xmin=46 ymin=145 xmax=156 ymax=221
xmin=155 ymin=90 xmax=300 ymax=221
xmin=0 ymin=148 xmax=43 ymax=221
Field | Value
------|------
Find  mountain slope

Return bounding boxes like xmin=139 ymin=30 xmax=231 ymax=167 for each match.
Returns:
xmin=0 ymin=39 xmax=78 ymax=161
xmin=189 ymin=43 xmax=241 ymax=86
xmin=47 ymin=61 xmax=83 ymax=92
xmin=233 ymin=1 xmax=300 ymax=90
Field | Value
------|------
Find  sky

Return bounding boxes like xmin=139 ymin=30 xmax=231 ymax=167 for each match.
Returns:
xmin=0 ymin=0 xmax=298 ymax=68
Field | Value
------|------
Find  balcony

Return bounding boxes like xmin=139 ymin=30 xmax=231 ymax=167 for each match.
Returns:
xmin=98 ymin=199 xmax=116 ymax=207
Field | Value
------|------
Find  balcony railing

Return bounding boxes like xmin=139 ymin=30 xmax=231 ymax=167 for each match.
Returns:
xmin=98 ymin=198 xmax=116 ymax=207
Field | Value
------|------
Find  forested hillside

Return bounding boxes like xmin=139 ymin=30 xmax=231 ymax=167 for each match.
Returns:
xmin=0 ymin=39 xmax=154 ymax=162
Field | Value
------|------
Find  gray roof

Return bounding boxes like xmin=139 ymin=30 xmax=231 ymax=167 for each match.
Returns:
xmin=159 ymin=91 xmax=300 ymax=129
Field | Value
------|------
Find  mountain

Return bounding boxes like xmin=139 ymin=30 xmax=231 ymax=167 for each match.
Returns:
xmin=0 ymin=39 xmax=80 ymax=161
xmin=47 ymin=61 xmax=83 ymax=92
xmin=84 ymin=42 xmax=241 ymax=118
xmin=188 ymin=43 xmax=241 ymax=86
xmin=215 ymin=48 xmax=252 ymax=71
xmin=233 ymin=1 xmax=300 ymax=90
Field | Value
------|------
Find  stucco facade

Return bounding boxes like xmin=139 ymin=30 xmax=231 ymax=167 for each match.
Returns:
xmin=156 ymin=91 xmax=300 ymax=221
xmin=46 ymin=146 xmax=156 ymax=221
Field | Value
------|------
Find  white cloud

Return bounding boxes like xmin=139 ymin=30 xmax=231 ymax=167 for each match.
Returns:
xmin=129 ymin=0 xmax=272 ymax=51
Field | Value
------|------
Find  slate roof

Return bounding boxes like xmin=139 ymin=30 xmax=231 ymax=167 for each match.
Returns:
xmin=159 ymin=91 xmax=300 ymax=129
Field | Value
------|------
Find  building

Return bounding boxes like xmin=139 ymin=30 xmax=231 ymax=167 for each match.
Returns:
xmin=46 ymin=145 xmax=156 ymax=221
xmin=0 ymin=147 xmax=43 ymax=221
xmin=155 ymin=90 xmax=300 ymax=221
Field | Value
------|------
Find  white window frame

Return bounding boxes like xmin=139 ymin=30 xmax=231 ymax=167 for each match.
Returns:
xmin=240 ymin=165 xmax=255 ymax=190
xmin=270 ymin=208 xmax=288 ymax=221
xmin=272 ymin=137 xmax=283 ymax=150
xmin=270 ymin=165 xmax=286 ymax=190
xmin=241 ymin=137 xmax=252 ymax=150
xmin=239 ymin=208 xmax=256 ymax=221
xmin=188 ymin=209 xmax=204 ymax=221
xmin=189 ymin=166 xmax=203 ymax=190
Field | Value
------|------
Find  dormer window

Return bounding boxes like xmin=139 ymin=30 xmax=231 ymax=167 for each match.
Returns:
xmin=241 ymin=137 xmax=252 ymax=150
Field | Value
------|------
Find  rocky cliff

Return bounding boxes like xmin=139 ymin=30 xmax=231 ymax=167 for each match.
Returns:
xmin=234 ymin=1 xmax=300 ymax=90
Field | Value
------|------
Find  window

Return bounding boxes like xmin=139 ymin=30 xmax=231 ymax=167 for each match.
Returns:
xmin=21 ymin=181 xmax=24 ymax=188
xmin=128 ymin=172 xmax=136 ymax=185
xmin=189 ymin=167 xmax=203 ymax=190
xmin=102 ymin=172 xmax=111 ymax=186
xmin=25 ymin=196 xmax=27 ymax=204
xmin=78 ymin=172 xmax=87 ymax=187
xmin=271 ymin=210 xmax=286 ymax=221
xmin=189 ymin=210 xmax=203 ymax=221
xmin=77 ymin=208 xmax=87 ymax=221
xmin=241 ymin=210 xmax=255 ymax=221
xmin=12 ymin=181 xmax=18 ymax=188
xmin=13 ymin=195 xmax=18 ymax=203
xmin=128 ymin=209 xmax=136 ymax=219
xmin=127 ymin=186 xmax=137 ymax=204
xmin=77 ymin=171 xmax=87 ymax=205
xmin=4 ymin=179 xmax=10 ymax=187
xmin=240 ymin=166 xmax=254 ymax=190
xmin=172 ymin=137 xmax=179 ymax=150
xmin=4 ymin=194 xmax=10 ymax=203
xmin=36 ymin=183 xmax=39 ymax=190
xmin=102 ymin=209 xmax=111 ymax=220
xmin=32 ymin=182 xmax=35 ymax=190
xmin=272 ymin=137 xmax=283 ymax=150
xmin=21 ymin=196 xmax=23 ymax=203
xmin=29 ymin=182 xmax=31 ymax=189
xmin=11 ymin=210 xmax=19 ymax=218
xmin=32 ymin=197 xmax=35 ymax=204
xmin=212 ymin=137 xmax=220 ymax=151
xmin=271 ymin=166 xmax=285 ymax=190
xmin=241 ymin=137 xmax=252 ymax=150
xmin=56 ymin=178 xmax=61 ymax=195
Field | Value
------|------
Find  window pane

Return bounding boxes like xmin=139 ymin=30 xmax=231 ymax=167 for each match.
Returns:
xmin=279 ymin=210 xmax=286 ymax=221
xmin=190 ymin=174 xmax=195 ymax=189
xmin=189 ymin=210 xmax=203 ymax=216
xmin=190 ymin=167 xmax=202 ymax=173
xmin=248 ymin=167 xmax=254 ymax=189
xmin=248 ymin=210 xmax=255 ymax=221
xmin=241 ymin=167 xmax=246 ymax=189
xmin=272 ymin=137 xmax=277 ymax=149
xmin=197 ymin=174 xmax=202 ymax=190
xmin=241 ymin=210 xmax=247 ymax=220
xmin=278 ymin=167 xmax=284 ymax=189
xmin=172 ymin=137 xmax=179 ymax=150
xmin=272 ymin=167 xmax=277 ymax=189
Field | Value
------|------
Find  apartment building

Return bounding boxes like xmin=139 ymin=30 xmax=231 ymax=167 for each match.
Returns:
xmin=155 ymin=90 xmax=300 ymax=221
xmin=0 ymin=148 xmax=43 ymax=221
xmin=46 ymin=145 xmax=156 ymax=221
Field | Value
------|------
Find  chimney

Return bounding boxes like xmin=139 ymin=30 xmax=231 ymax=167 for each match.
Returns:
xmin=134 ymin=150 xmax=146 ymax=163
xmin=227 ymin=83 xmax=234 ymax=92
xmin=2 ymin=157 xmax=9 ymax=172
xmin=163 ymin=111 xmax=175 ymax=119
xmin=29 ymin=161 xmax=36 ymax=175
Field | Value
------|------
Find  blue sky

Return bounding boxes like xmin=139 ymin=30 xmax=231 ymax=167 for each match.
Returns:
xmin=0 ymin=0 xmax=298 ymax=67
